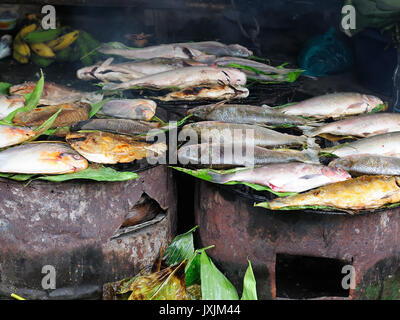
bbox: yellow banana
[47,30,80,51]
[30,42,55,58]
[13,40,31,58]
[13,50,29,64]
[15,23,37,41]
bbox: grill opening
[275,254,350,299]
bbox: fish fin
[101,57,114,67]
[261,104,281,113]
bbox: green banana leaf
[241,260,258,300]
[0,82,12,95]
[163,226,198,266]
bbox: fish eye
[72,154,82,160]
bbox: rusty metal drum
[194,180,400,300]
[0,165,177,300]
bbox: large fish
[13,103,90,128]
[187,103,312,127]
[176,41,253,57]
[66,131,167,164]
[0,95,25,119]
[155,84,249,101]
[263,175,400,211]
[279,92,384,119]
[177,142,319,168]
[76,57,206,82]
[9,81,103,105]
[101,67,247,91]
[309,113,400,138]
[181,121,307,148]
[0,142,88,174]
[70,118,160,137]
[322,132,400,157]
[98,42,215,62]
[329,154,400,176]
[207,163,350,193]
[97,99,156,121]
[0,125,35,148]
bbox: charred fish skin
[97,99,157,121]
[0,125,35,148]
[0,95,25,120]
[323,132,400,158]
[309,113,400,138]
[101,67,247,91]
[329,154,400,176]
[207,163,351,193]
[265,175,400,211]
[0,142,88,174]
[280,92,384,119]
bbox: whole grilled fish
[309,113,400,138]
[13,103,90,128]
[177,142,319,168]
[280,92,384,119]
[263,175,400,211]
[155,84,249,101]
[187,103,312,127]
[70,118,160,137]
[97,99,156,121]
[0,142,88,174]
[329,154,400,176]
[181,121,307,147]
[0,125,35,148]
[0,95,25,119]
[98,42,214,62]
[101,67,247,91]
[9,81,103,105]
[207,163,350,193]
[77,57,206,82]
[66,131,167,164]
[323,132,400,157]
[177,41,253,57]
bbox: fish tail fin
[301,137,320,164]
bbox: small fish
[0,35,12,59]
[66,131,167,164]
[0,125,35,148]
[263,175,400,211]
[322,132,400,158]
[97,99,156,121]
[70,118,160,137]
[0,142,88,174]
[207,163,350,193]
[309,113,400,138]
[0,95,25,120]
[329,154,400,176]
[13,103,90,128]
[188,103,312,127]
[9,81,103,105]
[155,84,249,101]
[280,92,384,119]
[177,142,319,168]
[181,121,307,148]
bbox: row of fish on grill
[175,91,400,212]
[0,81,168,175]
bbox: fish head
[54,150,88,172]
[228,44,253,57]
[221,68,247,86]
[187,104,215,118]
[363,94,385,112]
[322,166,351,182]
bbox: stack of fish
[0,81,167,175]
[174,91,400,212]
[76,41,301,102]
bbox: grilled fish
[263,175,400,211]
[181,121,307,148]
[0,142,88,174]
[280,92,384,119]
[329,154,400,176]
[309,113,400,138]
[323,132,400,157]
[155,84,249,102]
[177,142,319,168]
[0,95,25,119]
[66,131,167,164]
[9,81,103,105]
[207,163,350,193]
[13,103,90,128]
[97,99,156,121]
[101,67,247,91]
[0,125,35,148]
